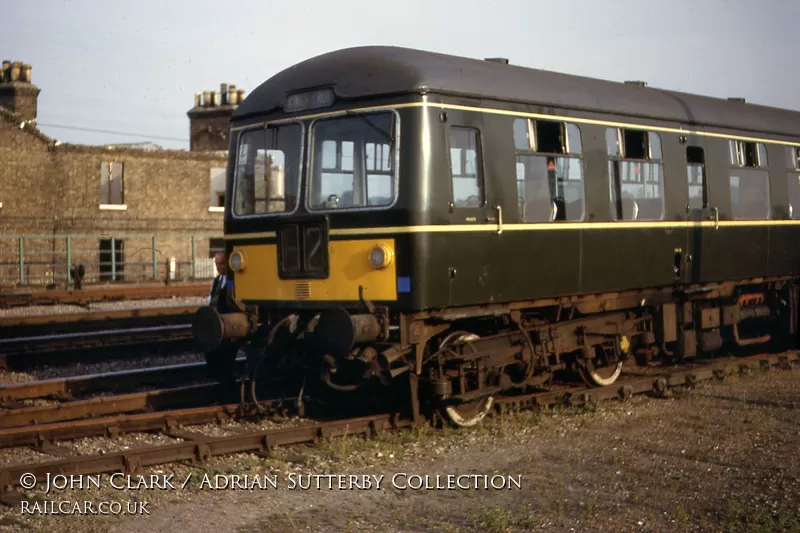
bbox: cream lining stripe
[224,219,800,240]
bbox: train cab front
[223,216,402,392]
[194,99,410,400]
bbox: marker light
[229,250,246,272]
[369,244,394,269]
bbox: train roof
[235,46,800,138]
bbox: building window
[686,146,707,210]
[209,167,226,211]
[100,162,124,205]
[607,128,665,221]
[515,118,584,222]
[449,127,483,208]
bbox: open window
[209,167,226,212]
[514,118,584,222]
[100,162,124,206]
[730,140,768,168]
[607,128,665,221]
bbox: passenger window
[449,127,483,208]
[513,119,530,150]
[757,143,768,168]
[729,140,766,168]
[607,128,665,221]
[534,120,565,154]
[788,174,800,219]
[730,170,770,220]
[515,119,584,221]
[606,128,620,156]
[516,156,585,222]
[686,146,707,210]
[788,147,800,170]
[728,139,771,220]
[566,123,582,154]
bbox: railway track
[0,283,208,309]
[0,361,237,406]
[0,350,795,493]
[0,305,199,367]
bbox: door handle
[496,205,503,234]
[711,206,719,230]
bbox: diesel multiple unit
[193,46,800,426]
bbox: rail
[0,350,795,490]
[0,282,209,309]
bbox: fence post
[191,235,197,279]
[66,236,72,287]
[111,237,116,281]
[18,237,24,286]
[152,236,158,281]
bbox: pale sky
[2,0,797,150]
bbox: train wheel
[436,331,495,427]
[579,360,623,387]
[443,397,494,427]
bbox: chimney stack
[188,81,245,151]
[0,60,40,122]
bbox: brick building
[0,61,244,289]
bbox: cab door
[684,142,711,285]
[445,124,497,307]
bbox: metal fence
[0,233,225,290]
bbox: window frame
[729,140,768,168]
[230,119,305,220]
[729,169,771,220]
[606,127,665,221]
[788,146,800,170]
[447,125,486,209]
[514,117,585,222]
[686,146,708,210]
[100,161,125,206]
[788,172,800,220]
[305,108,401,214]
